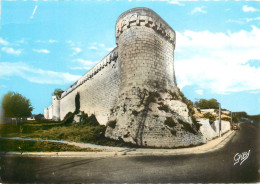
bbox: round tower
[106,8,202,147]
[116,7,177,93]
[52,95,60,121]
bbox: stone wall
[45,48,119,125]
[44,7,213,148]
[199,118,231,142]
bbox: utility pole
[219,103,221,137]
[231,111,233,124]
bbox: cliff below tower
[105,8,203,147]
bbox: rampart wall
[45,48,119,125]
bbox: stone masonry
[45,7,204,148]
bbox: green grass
[0,120,137,148]
[0,139,95,152]
[0,120,64,137]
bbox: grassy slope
[0,120,136,149]
[0,139,95,152]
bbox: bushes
[107,120,117,129]
[221,116,231,122]
[34,114,44,120]
[63,112,75,124]
[147,91,160,104]
[79,112,100,126]
[164,117,177,128]
[177,88,195,116]
[169,91,179,100]
[84,114,100,126]
[158,104,170,113]
[178,118,197,134]
[203,112,216,124]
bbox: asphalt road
[0,122,259,183]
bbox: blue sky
[0,0,259,115]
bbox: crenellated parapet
[116,7,176,47]
[61,47,118,99]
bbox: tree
[53,89,64,98]
[1,92,33,120]
[195,98,219,109]
[74,92,80,114]
[34,113,44,120]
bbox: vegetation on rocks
[164,117,177,128]
[202,112,216,124]
[158,104,170,113]
[221,116,231,122]
[107,120,117,129]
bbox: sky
[0,0,259,116]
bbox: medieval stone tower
[45,7,203,148]
[105,8,202,147]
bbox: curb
[0,131,235,158]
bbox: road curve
[0,122,259,183]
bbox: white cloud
[88,43,116,52]
[30,5,38,19]
[0,38,9,46]
[195,89,203,95]
[72,58,98,70]
[175,26,260,94]
[226,19,244,24]
[48,39,57,43]
[106,47,114,52]
[16,38,26,44]
[168,0,184,6]
[0,62,81,84]
[36,39,57,43]
[242,5,257,13]
[66,40,75,46]
[191,6,207,15]
[32,49,50,54]
[71,47,82,56]
[245,17,260,22]
[88,46,98,50]
[226,17,260,24]
[1,47,22,55]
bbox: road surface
[0,122,259,183]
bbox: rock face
[45,7,203,148]
[105,8,203,147]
